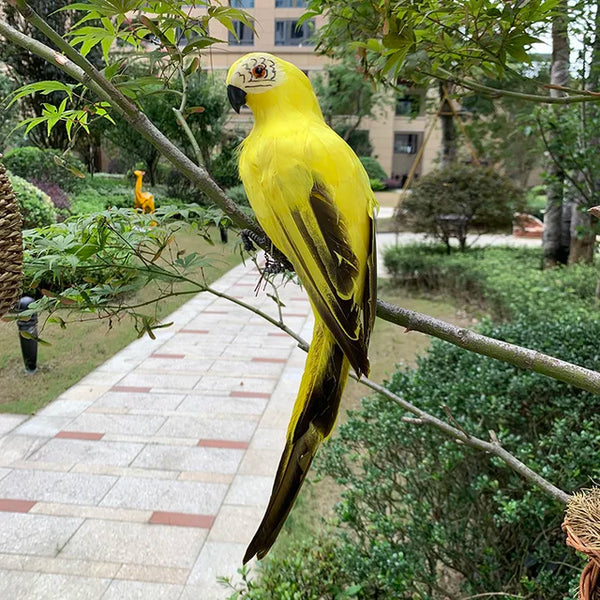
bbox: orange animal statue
[133,170,155,214]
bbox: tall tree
[567,0,600,264]
[0,0,101,149]
[542,0,570,267]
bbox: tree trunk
[439,82,456,167]
[569,205,595,264]
[543,0,570,268]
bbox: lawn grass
[270,285,471,554]
[0,226,242,414]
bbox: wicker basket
[0,157,23,318]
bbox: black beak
[227,85,247,114]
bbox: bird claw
[240,229,294,274]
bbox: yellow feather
[227,52,377,562]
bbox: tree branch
[377,300,600,397]
[435,67,599,105]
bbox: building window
[228,20,254,45]
[394,133,418,154]
[275,0,307,6]
[274,19,314,46]
[395,94,421,117]
[230,0,254,7]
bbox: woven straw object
[563,488,600,600]
[0,157,23,318]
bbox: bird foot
[240,229,294,275]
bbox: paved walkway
[0,261,314,599]
[0,233,541,599]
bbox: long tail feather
[243,321,349,563]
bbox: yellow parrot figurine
[226,52,377,563]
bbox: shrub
[401,163,525,251]
[244,246,594,599]
[211,140,242,189]
[31,179,71,219]
[3,146,86,193]
[315,310,594,599]
[8,173,57,228]
[369,178,385,191]
[226,184,249,207]
[358,156,387,181]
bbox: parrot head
[226,53,320,119]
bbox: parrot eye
[252,65,267,78]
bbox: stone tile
[0,435,51,464]
[100,477,227,514]
[27,573,110,600]
[101,580,183,600]
[117,373,201,390]
[0,468,11,481]
[0,569,42,598]
[0,415,28,437]
[70,464,179,480]
[13,416,74,438]
[131,444,243,474]
[149,512,214,528]
[178,472,233,485]
[258,406,294,429]
[0,499,36,513]
[93,391,185,412]
[187,541,247,589]
[156,416,257,442]
[238,449,281,477]
[194,376,277,394]
[248,428,286,452]
[58,385,112,402]
[0,470,116,505]
[115,564,188,585]
[0,512,82,556]
[79,371,125,387]
[207,505,266,544]
[94,353,143,373]
[219,345,292,359]
[60,520,206,569]
[30,502,152,523]
[177,395,266,416]
[0,554,120,579]
[134,357,214,374]
[30,439,143,469]
[65,413,166,436]
[37,400,94,418]
[224,475,273,508]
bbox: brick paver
[0,261,312,599]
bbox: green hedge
[3,146,86,193]
[9,173,57,228]
[241,246,596,599]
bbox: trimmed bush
[9,173,57,228]
[244,246,594,599]
[3,146,86,193]
[359,156,387,181]
[401,163,525,250]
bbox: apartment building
[187,0,441,182]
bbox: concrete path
[0,261,314,599]
[0,232,541,599]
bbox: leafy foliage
[303,0,558,90]
[3,146,86,193]
[400,164,525,250]
[22,205,232,337]
[0,0,104,149]
[8,172,57,228]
